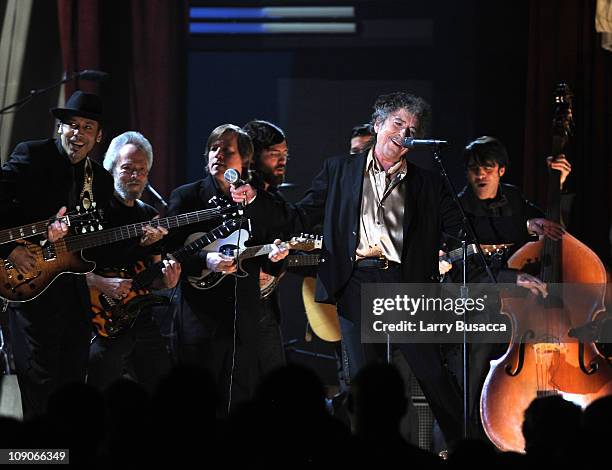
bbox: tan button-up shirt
[355,149,407,263]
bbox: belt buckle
[379,257,389,270]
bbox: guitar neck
[131,220,242,290]
[0,215,72,245]
[235,243,318,261]
[64,207,232,252]
[286,254,321,267]
[445,244,477,264]
[237,244,274,260]
[444,243,512,264]
[173,223,239,264]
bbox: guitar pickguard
[186,228,250,290]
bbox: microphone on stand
[0,69,110,115]
[146,183,168,208]
[61,69,109,84]
[74,69,109,81]
[402,137,448,149]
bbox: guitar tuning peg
[81,227,87,233]
[76,205,81,212]
[92,202,97,208]
[98,224,103,230]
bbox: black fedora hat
[51,90,104,123]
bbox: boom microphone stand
[430,144,497,439]
[0,69,108,115]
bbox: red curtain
[57,0,188,205]
[523,0,612,264]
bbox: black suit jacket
[165,174,286,337]
[295,152,462,304]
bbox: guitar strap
[79,157,95,210]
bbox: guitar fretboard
[286,254,321,267]
[0,220,52,244]
[238,244,274,259]
[64,207,236,252]
[0,214,77,245]
[131,220,242,290]
[173,222,240,264]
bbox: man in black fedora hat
[0,90,114,419]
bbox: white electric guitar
[186,229,322,290]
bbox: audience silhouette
[3,361,610,467]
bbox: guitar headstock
[552,82,573,154]
[209,196,244,219]
[222,218,243,232]
[71,206,105,234]
[287,234,323,251]
[220,204,244,219]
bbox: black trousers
[88,312,172,394]
[256,296,285,378]
[336,265,464,446]
[8,276,91,420]
[444,340,506,441]
[173,294,258,415]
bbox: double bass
[480,84,612,452]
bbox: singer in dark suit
[231,92,465,445]
[165,124,288,414]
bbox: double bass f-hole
[578,342,599,375]
[505,330,534,376]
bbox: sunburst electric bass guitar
[90,218,244,338]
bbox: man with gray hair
[231,92,465,446]
[85,131,180,393]
[103,131,153,201]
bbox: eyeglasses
[119,167,149,177]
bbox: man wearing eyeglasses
[0,90,115,419]
[84,131,181,394]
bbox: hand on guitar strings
[527,218,565,241]
[86,273,133,300]
[47,206,69,242]
[7,245,37,275]
[269,239,289,263]
[206,252,237,274]
[140,218,168,246]
[438,250,452,275]
[159,259,181,289]
[516,272,548,298]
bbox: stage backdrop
[57,0,188,201]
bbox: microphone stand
[146,183,169,209]
[0,71,87,115]
[430,146,497,440]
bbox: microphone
[402,137,448,149]
[146,183,168,208]
[224,168,248,187]
[74,69,109,82]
